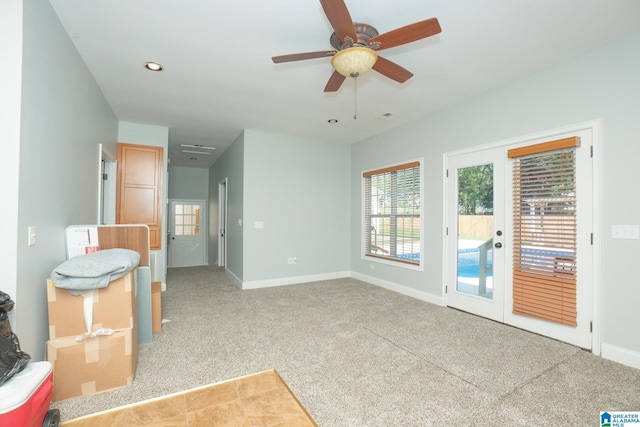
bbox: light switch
[254,221,264,229]
[28,226,36,246]
[612,225,640,239]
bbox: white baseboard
[238,269,442,304]
[226,268,242,289]
[601,343,640,370]
[350,271,444,306]
[241,271,351,290]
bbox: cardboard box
[151,281,162,333]
[47,328,138,402]
[47,271,136,339]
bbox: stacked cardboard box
[45,271,138,402]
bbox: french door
[446,128,594,349]
[446,147,505,322]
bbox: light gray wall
[0,0,23,322]
[118,122,169,286]
[351,32,640,359]
[14,0,118,360]
[168,166,209,200]
[209,132,245,278]
[242,130,351,284]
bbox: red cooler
[0,361,60,427]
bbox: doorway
[445,126,595,349]
[99,146,117,225]
[168,199,207,267]
[218,178,228,269]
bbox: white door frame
[218,178,228,269]
[443,120,601,354]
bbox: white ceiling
[48,0,640,168]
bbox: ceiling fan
[272,0,442,92]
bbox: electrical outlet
[369,263,375,269]
[287,256,297,265]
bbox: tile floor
[60,369,316,427]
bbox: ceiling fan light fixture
[331,47,378,78]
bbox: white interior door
[168,199,207,268]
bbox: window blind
[364,161,421,265]
[509,137,579,326]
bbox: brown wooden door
[116,143,163,250]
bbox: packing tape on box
[75,328,114,342]
[79,289,115,341]
[82,289,95,336]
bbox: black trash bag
[0,291,31,387]
[0,291,13,311]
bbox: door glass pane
[173,204,202,237]
[457,163,494,299]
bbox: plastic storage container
[0,361,60,427]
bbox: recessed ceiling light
[144,62,163,71]
[328,119,338,124]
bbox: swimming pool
[400,247,571,278]
[457,249,493,278]
[398,248,493,278]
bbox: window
[363,160,421,266]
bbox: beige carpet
[52,266,640,425]
[60,369,316,426]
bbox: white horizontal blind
[364,161,421,265]
[509,137,579,326]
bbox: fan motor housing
[330,23,380,51]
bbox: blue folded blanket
[51,248,140,295]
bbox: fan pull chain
[352,74,359,120]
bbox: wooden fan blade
[272,50,336,63]
[372,56,413,83]
[319,0,357,42]
[370,18,441,51]
[324,70,347,92]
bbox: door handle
[494,242,502,248]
